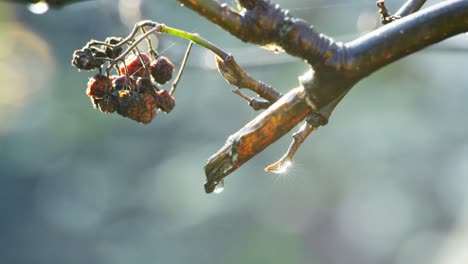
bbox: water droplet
[265,160,292,174]
[28,1,49,14]
[213,179,224,194]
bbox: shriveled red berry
[155,89,175,113]
[150,56,174,84]
[86,74,109,98]
[119,53,150,78]
[139,93,158,124]
[116,90,157,124]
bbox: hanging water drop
[28,1,49,14]
[213,179,225,194]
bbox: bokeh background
[1,0,468,263]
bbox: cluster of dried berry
[72,37,175,124]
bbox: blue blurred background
[1,0,468,263]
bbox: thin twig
[264,122,315,173]
[161,25,229,59]
[232,89,252,102]
[170,41,193,95]
[141,26,159,57]
[107,23,162,72]
[265,112,328,173]
[395,0,427,17]
[134,46,151,80]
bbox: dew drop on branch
[213,179,225,194]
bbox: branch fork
[173,0,468,193]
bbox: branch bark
[177,0,338,66]
[204,86,311,193]
[186,0,468,192]
[345,0,468,79]
[395,0,427,17]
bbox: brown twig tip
[376,0,401,25]
[265,121,315,173]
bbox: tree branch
[345,0,468,79]
[204,86,312,193]
[395,0,427,17]
[200,0,468,192]
[177,0,339,66]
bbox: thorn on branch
[376,0,401,25]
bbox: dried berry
[92,94,118,113]
[120,53,150,78]
[104,37,123,59]
[89,47,108,61]
[155,89,175,113]
[139,93,158,124]
[116,90,157,124]
[150,56,174,84]
[135,77,152,93]
[86,74,110,98]
[72,48,106,70]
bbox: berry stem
[160,25,229,60]
[107,23,163,73]
[170,41,194,95]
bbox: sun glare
[28,1,49,15]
